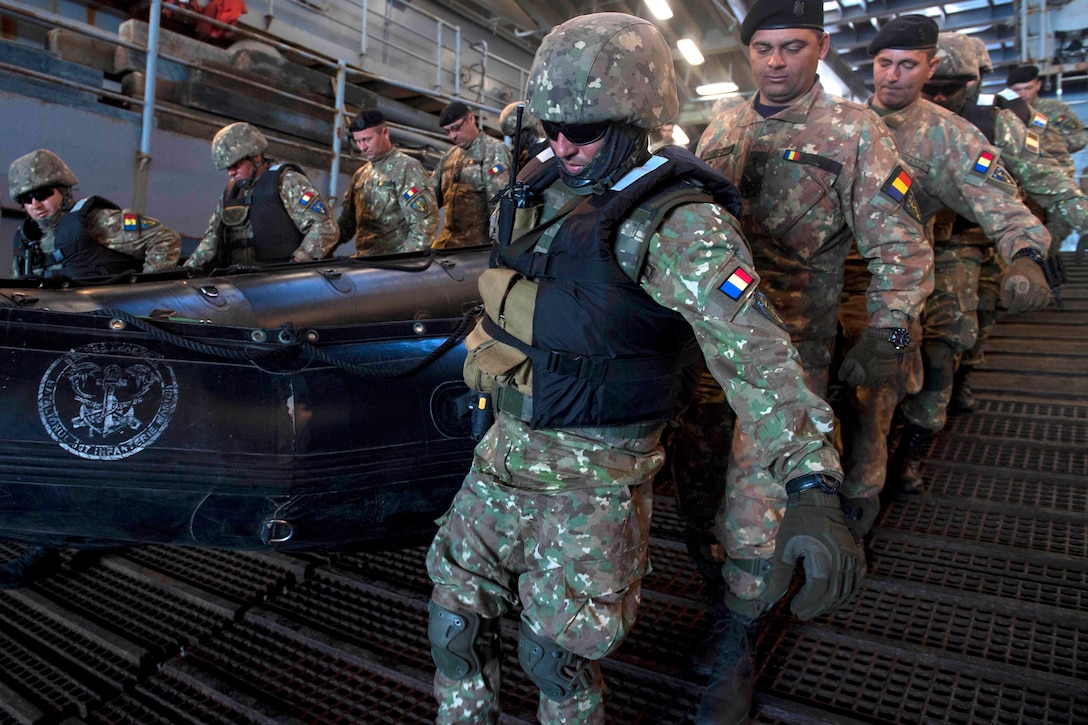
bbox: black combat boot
[896,425,934,495]
[0,546,61,589]
[949,366,978,414]
[694,606,765,725]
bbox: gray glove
[837,330,904,388]
[769,489,865,620]
[1001,254,1053,314]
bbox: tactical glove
[771,489,864,620]
[837,330,905,388]
[1001,253,1053,314]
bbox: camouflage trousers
[672,339,833,603]
[426,411,661,725]
[960,249,1002,370]
[835,292,923,500]
[900,243,986,432]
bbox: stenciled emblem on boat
[38,343,178,460]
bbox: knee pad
[921,342,956,392]
[428,601,498,681]
[517,621,593,702]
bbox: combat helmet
[8,149,78,202]
[499,102,543,139]
[933,31,981,82]
[525,12,678,129]
[211,122,268,170]
[970,36,993,75]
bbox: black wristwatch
[785,473,840,495]
[868,326,911,351]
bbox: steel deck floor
[1,255,1086,725]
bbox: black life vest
[489,146,742,429]
[15,197,140,279]
[219,163,303,265]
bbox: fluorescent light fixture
[677,38,705,66]
[673,125,690,146]
[645,0,674,20]
[696,81,739,95]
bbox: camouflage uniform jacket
[1033,96,1088,168]
[12,204,180,277]
[186,165,338,268]
[871,98,1050,262]
[337,146,438,256]
[431,133,511,249]
[987,107,1088,235]
[696,80,932,343]
[501,151,840,494]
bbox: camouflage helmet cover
[211,122,268,170]
[525,12,679,129]
[933,31,980,82]
[8,149,78,201]
[969,36,993,74]
[499,102,544,138]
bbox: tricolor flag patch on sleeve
[783,150,801,162]
[1031,113,1048,130]
[972,150,995,175]
[298,191,315,207]
[403,186,420,201]
[719,266,754,300]
[123,213,138,231]
[488,164,504,175]
[881,166,912,202]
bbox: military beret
[349,109,385,132]
[439,101,470,127]
[1007,64,1040,85]
[867,15,938,56]
[740,0,824,45]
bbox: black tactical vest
[14,197,140,279]
[491,146,742,429]
[219,163,303,265]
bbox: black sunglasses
[16,186,57,205]
[921,81,967,97]
[541,120,610,145]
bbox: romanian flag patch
[719,266,753,300]
[299,191,315,207]
[123,213,138,231]
[403,186,420,201]
[1031,113,1048,130]
[972,150,995,175]
[783,150,801,162]
[881,166,912,202]
[488,164,504,175]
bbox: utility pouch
[462,268,538,391]
[221,205,250,228]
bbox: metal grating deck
[0,255,1086,724]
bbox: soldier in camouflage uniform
[897,32,1088,489]
[847,18,1052,505]
[499,101,547,175]
[336,110,438,256]
[184,122,338,269]
[680,2,930,708]
[9,149,180,279]
[1007,64,1087,176]
[425,13,861,725]
[430,101,511,249]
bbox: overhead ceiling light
[672,125,690,146]
[645,0,674,20]
[677,38,705,66]
[696,81,739,95]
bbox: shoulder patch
[123,213,139,232]
[298,191,315,207]
[988,164,1016,187]
[719,266,754,300]
[403,186,421,201]
[1031,112,1048,131]
[488,164,504,175]
[310,199,328,216]
[752,290,789,331]
[1024,132,1040,154]
[881,166,913,203]
[972,150,996,176]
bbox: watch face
[889,327,911,350]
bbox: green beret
[867,15,938,56]
[740,0,824,45]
